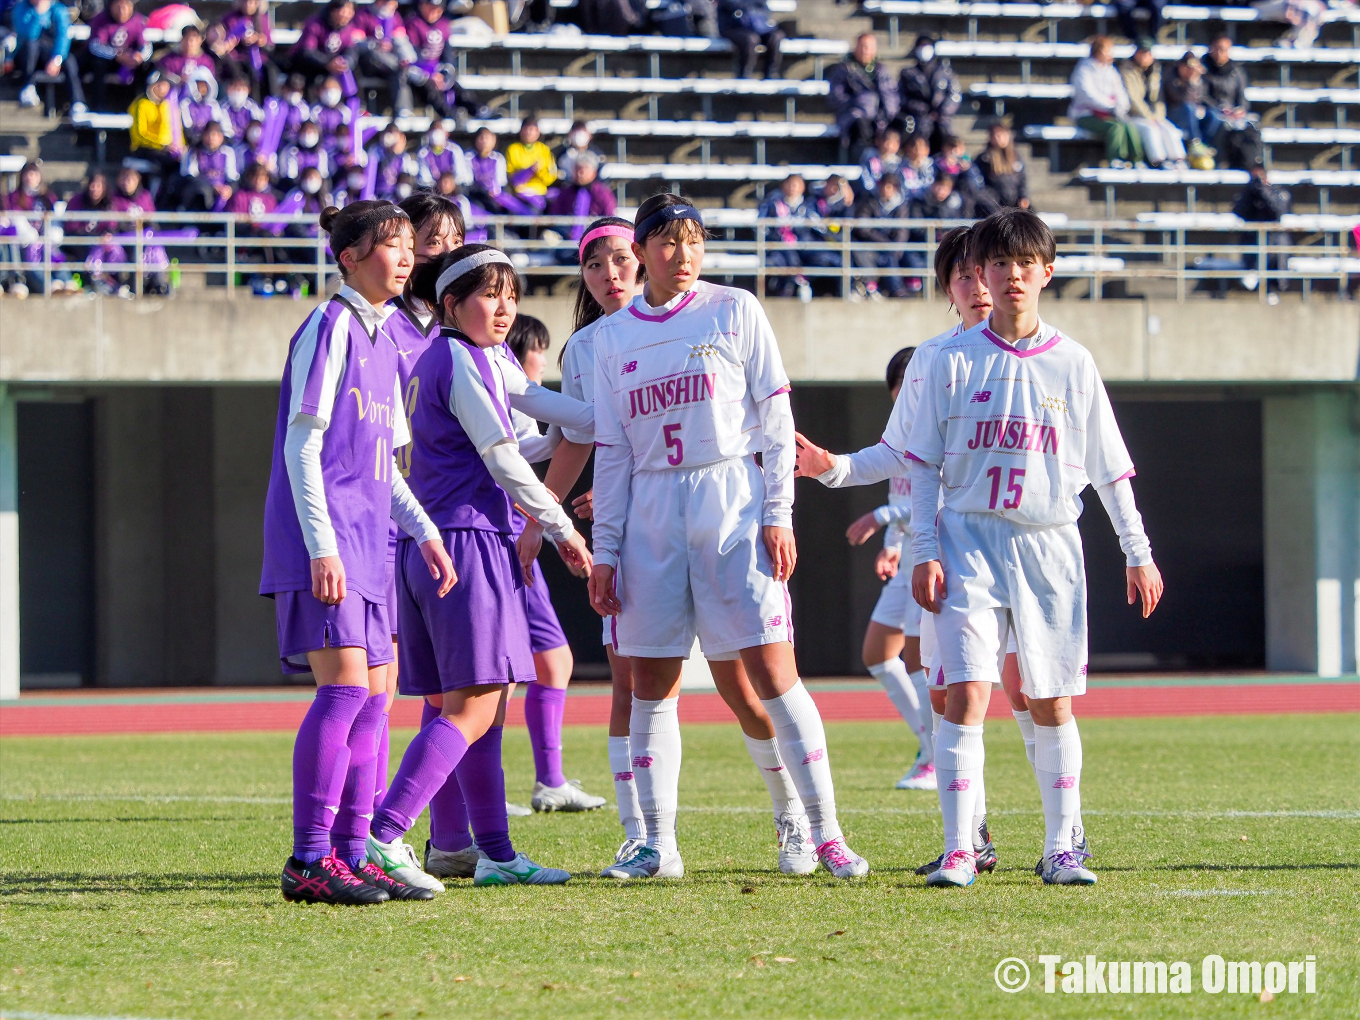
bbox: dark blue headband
[633,204,703,242]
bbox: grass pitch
[1,714,1357,1019]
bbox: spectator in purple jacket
[279,122,332,186]
[157,24,216,83]
[221,74,264,141]
[290,0,365,95]
[355,0,416,114]
[403,0,462,119]
[179,121,240,212]
[179,69,231,143]
[208,0,277,97]
[545,151,617,239]
[1,161,71,294]
[83,0,152,111]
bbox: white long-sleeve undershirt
[816,442,909,489]
[758,391,795,528]
[589,440,634,571]
[482,439,576,544]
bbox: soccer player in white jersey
[587,192,869,880]
[907,209,1164,888]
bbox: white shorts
[869,569,923,636]
[611,457,792,659]
[931,507,1088,700]
[920,610,1017,685]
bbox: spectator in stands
[897,33,960,152]
[355,0,415,115]
[179,69,230,144]
[84,0,152,112]
[417,123,470,189]
[279,122,331,186]
[2,160,71,294]
[546,150,617,238]
[555,121,606,180]
[227,161,281,224]
[1253,0,1327,50]
[108,165,170,295]
[234,118,278,180]
[852,173,910,300]
[579,0,645,36]
[179,121,239,212]
[816,173,857,218]
[1164,53,1217,163]
[899,132,935,197]
[904,175,964,291]
[278,74,312,148]
[718,0,784,80]
[284,165,332,228]
[933,133,971,182]
[128,70,187,190]
[209,0,277,97]
[405,1,476,120]
[334,164,369,206]
[366,125,419,200]
[829,32,898,162]
[222,74,264,142]
[111,164,154,217]
[1120,40,1187,168]
[291,0,365,96]
[1233,160,1290,299]
[1202,34,1261,169]
[1068,36,1145,167]
[10,0,85,113]
[157,24,215,83]
[973,120,1029,211]
[311,76,354,154]
[859,127,903,196]
[1111,0,1166,44]
[758,172,840,301]
[505,115,558,212]
[63,171,116,290]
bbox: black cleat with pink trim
[281,853,389,905]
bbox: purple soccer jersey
[158,52,216,81]
[86,11,150,66]
[388,296,440,544]
[261,296,404,605]
[293,15,367,62]
[404,13,451,69]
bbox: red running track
[1,682,1357,738]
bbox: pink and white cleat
[925,849,978,888]
[896,757,937,790]
[816,837,869,878]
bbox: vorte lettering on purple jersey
[627,372,716,419]
[965,418,1060,454]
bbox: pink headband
[578,223,635,261]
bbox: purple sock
[455,725,513,862]
[292,684,368,865]
[421,701,473,852]
[371,710,390,815]
[525,683,568,788]
[331,692,387,869]
[371,716,469,844]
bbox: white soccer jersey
[880,322,963,460]
[559,318,603,445]
[592,281,791,476]
[906,318,1134,538]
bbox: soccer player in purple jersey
[365,245,591,888]
[587,194,867,880]
[262,200,456,905]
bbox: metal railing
[2,211,1357,302]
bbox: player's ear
[1040,262,1055,288]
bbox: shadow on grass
[0,872,280,896]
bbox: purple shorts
[386,536,400,638]
[397,529,537,695]
[524,559,568,654]
[273,589,394,675]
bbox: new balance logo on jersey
[1052,776,1076,789]
[627,372,716,419]
[802,749,825,764]
[631,756,653,768]
[946,778,971,791]
[970,390,992,403]
[966,418,1060,453]
[621,361,638,375]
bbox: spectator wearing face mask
[554,121,606,180]
[545,151,617,239]
[897,34,960,152]
[179,121,239,212]
[417,125,471,189]
[233,119,277,180]
[221,75,265,142]
[277,75,313,148]
[365,127,419,201]
[717,0,784,80]
[311,76,354,154]
[279,122,331,185]
[83,0,152,111]
[903,174,964,292]
[283,166,332,230]
[179,69,231,144]
[403,0,472,120]
[334,165,370,206]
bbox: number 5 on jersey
[986,466,1024,510]
[664,423,684,466]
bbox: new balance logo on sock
[614,771,634,781]
[801,749,825,764]
[946,778,971,791]
[1052,776,1076,789]
[632,756,654,768]
[764,765,785,772]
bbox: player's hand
[516,519,544,582]
[589,563,621,616]
[310,555,346,605]
[763,525,798,582]
[553,537,589,578]
[912,560,946,613]
[846,511,881,546]
[571,489,594,521]
[557,530,593,575]
[876,547,900,580]
[793,432,836,479]
[1127,562,1164,618]
[420,538,457,597]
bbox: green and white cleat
[531,779,608,812]
[600,845,684,880]
[473,852,572,886]
[600,837,647,877]
[423,839,482,879]
[365,833,446,894]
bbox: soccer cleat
[776,813,817,876]
[1040,850,1098,886]
[355,860,436,901]
[600,837,647,876]
[473,852,572,886]
[925,849,978,887]
[423,839,482,879]
[920,834,998,877]
[530,779,607,813]
[505,800,533,817]
[895,757,937,790]
[600,845,685,880]
[364,833,446,894]
[816,838,869,879]
[281,853,388,905]
[1036,828,1092,876]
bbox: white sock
[608,735,644,841]
[629,697,681,854]
[867,658,922,742]
[760,681,842,846]
[935,721,985,856]
[932,709,944,743]
[908,669,933,762]
[1012,709,1037,772]
[1035,719,1083,858]
[743,734,805,824]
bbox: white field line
[1164,889,1287,897]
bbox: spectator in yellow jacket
[504,115,557,211]
[128,70,186,183]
